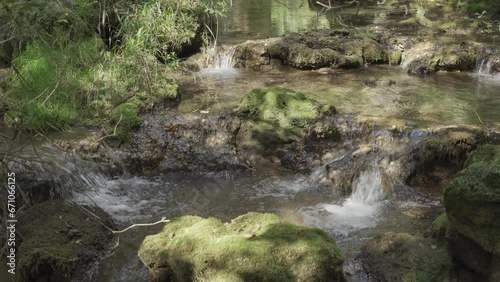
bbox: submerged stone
[138,212,345,282]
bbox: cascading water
[472,57,500,81]
[301,164,386,238]
[198,45,240,79]
[208,45,237,69]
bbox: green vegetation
[453,0,500,19]
[1,0,227,138]
[431,213,449,239]
[139,212,346,282]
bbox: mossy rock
[359,232,452,282]
[17,200,115,281]
[268,29,387,70]
[444,144,500,256]
[236,87,337,154]
[138,212,346,282]
[110,102,142,141]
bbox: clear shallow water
[220,0,398,43]
[73,164,439,282]
[178,65,500,128]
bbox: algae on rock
[236,87,338,164]
[444,144,500,256]
[138,212,346,282]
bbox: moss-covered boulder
[444,144,500,254]
[235,87,338,167]
[444,144,500,280]
[139,212,346,282]
[17,200,115,282]
[268,29,387,69]
[359,232,452,282]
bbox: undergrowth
[2,0,228,138]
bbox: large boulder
[138,212,346,282]
[444,144,500,280]
[17,200,115,282]
[358,232,452,282]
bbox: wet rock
[123,112,244,174]
[444,144,500,280]
[267,29,387,69]
[358,232,452,282]
[401,41,476,74]
[233,38,280,70]
[17,200,115,282]
[138,212,346,282]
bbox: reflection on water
[178,65,500,127]
[220,0,376,42]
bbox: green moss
[237,87,337,153]
[389,50,403,65]
[139,212,345,282]
[110,102,142,141]
[444,145,500,255]
[431,213,449,239]
[360,232,452,282]
[238,87,329,128]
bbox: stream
[71,1,499,281]
[5,0,499,281]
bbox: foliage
[0,0,96,60]
[453,0,500,19]
[117,0,227,60]
[6,38,101,131]
[2,0,228,137]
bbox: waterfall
[476,58,493,76]
[301,164,386,237]
[208,45,237,69]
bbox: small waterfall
[476,58,492,76]
[208,45,237,69]
[301,165,386,237]
[472,57,500,81]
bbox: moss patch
[236,87,337,154]
[431,213,449,239]
[444,144,500,255]
[359,232,452,282]
[139,212,345,282]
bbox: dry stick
[39,81,60,107]
[94,113,123,143]
[473,110,485,125]
[76,204,170,235]
[112,217,170,234]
